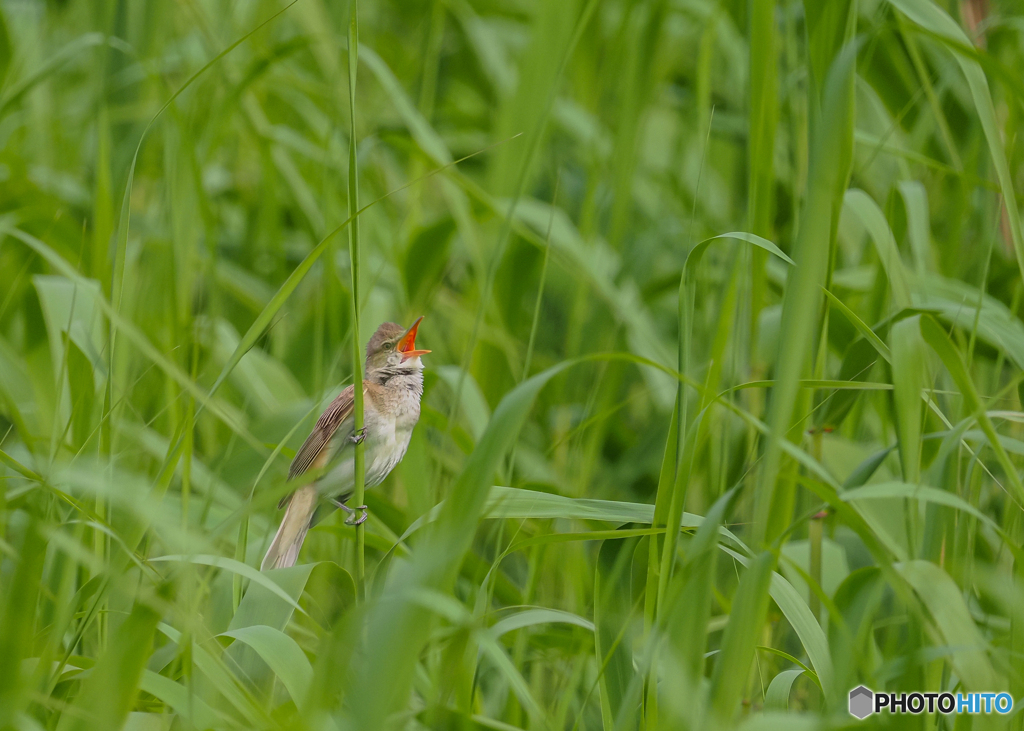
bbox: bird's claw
[349,427,367,445]
[333,499,369,526]
[345,505,368,526]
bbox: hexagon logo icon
[849,686,874,719]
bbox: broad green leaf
[842,190,912,308]
[897,181,932,275]
[841,482,1001,536]
[489,608,593,638]
[764,669,804,711]
[221,625,313,707]
[822,289,892,362]
[842,446,896,489]
[148,555,305,615]
[897,560,1000,691]
[156,623,267,725]
[917,274,1024,371]
[399,484,746,554]
[33,275,104,385]
[889,316,925,484]
[138,671,227,729]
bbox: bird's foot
[349,427,367,445]
[346,506,368,526]
[333,499,369,526]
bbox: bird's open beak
[398,316,430,360]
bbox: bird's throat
[368,364,424,392]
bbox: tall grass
[1,0,1023,729]
[345,0,366,596]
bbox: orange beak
[397,316,430,361]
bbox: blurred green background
[2,0,1024,728]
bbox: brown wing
[279,386,355,508]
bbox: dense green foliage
[1,0,1023,729]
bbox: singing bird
[262,317,429,570]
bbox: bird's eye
[383,342,394,351]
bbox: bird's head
[365,316,430,378]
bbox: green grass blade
[707,550,776,725]
[919,315,1024,505]
[595,534,641,731]
[344,360,572,729]
[754,42,857,546]
[346,0,367,598]
[56,594,161,731]
[888,0,1024,285]
[720,546,836,704]
[889,316,925,556]
[843,189,912,309]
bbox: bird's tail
[261,486,318,571]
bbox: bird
[261,317,429,570]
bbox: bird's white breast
[363,377,422,488]
[321,372,423,497]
